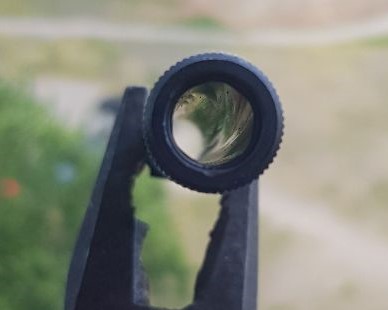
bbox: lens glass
[172,82,254,166]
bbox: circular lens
[172,82,254,166]
[144,53,283,193]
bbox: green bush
[0,81,189,309]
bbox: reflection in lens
[172,82,254,166]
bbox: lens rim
[144,53,283,193]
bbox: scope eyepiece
[143,53,283,193]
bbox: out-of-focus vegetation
[2,0,388,29]
[179,16,224,30]
[360,35,388,47]
[0,81,95,309]
[0,37,120,80]
[0,82,189,309]
[134,171,190,307]
[0,0,221,29]
[0,0,174,19]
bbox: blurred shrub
[180,16,224,30]
[0,81,189,309]
[134,171,190,307]
[0,81,95,310]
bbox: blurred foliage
[0,81,95,310]
[0,0,182,24]
[0,38,120,80]
[0,0,224,31]
[180,16,224,30]
[134,171,190,307]
[359,35,388,47]
[0,82,189,309]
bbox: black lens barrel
[143,53,283,193]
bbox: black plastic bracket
[64,87,259,310]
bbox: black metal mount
[65,87,260,310]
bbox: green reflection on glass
[172,82,254,166]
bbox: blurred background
[1,1,388,309]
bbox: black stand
[65,87,259,310]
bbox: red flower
[1,178,21,198]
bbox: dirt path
[260,183,388,309]
[1,14,388,46]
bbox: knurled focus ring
[143,53,284,193]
